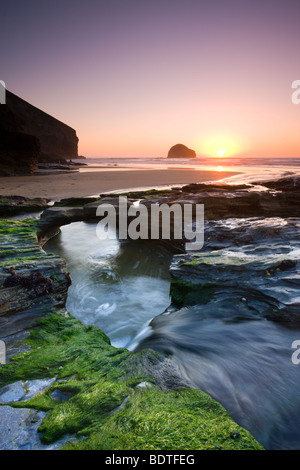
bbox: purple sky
[2,0,300,158]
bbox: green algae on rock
[169,279,217,308]
[0,219,71,346]
[0,213,265,450]
[0,314,263,450]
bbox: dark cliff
[0,90,79,176]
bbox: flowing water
[139,307,300,450]
[44,159,300,449]
[45,221,173,350]
[45,218,300,450]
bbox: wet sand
[0,169,240,200]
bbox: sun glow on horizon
[199,134,245,159]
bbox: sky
[1,0,300,158]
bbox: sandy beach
[0,169,240,200]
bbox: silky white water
[45,221,173,350]
[45,215,300,449]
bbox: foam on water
[45,221,172,351]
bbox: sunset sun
[216,149,227,157]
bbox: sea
[78,155,300,186]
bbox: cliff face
[0,91,79,176]
[0,104,40,176]
[0,130,40,176]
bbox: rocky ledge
[0,195,49,218]
[165,216,300,323]
[0,219,71,353]
[0,184,273,450]
[36,177,300,243]
[0,221,261,450]
[1,176,299,450]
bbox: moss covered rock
[0,314,263,450]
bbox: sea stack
[167,143,196,159]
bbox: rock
[83,197,132,219]
[0,177,299,451]
[38,206,85,239]
[0,219,71,341]
[0,405,75,450]
[173,183,300,220]
[36,181,300,251]
[3,268,54,298]
[0,313,261,450]
[0,104,41,176]
[6,90,79,162]
[5,330,32,359]
[37,163,76,173]
[53,196,100,207]
[0,377,56,403]
[254,176,300,192]
[181,182,251,192]
[168,217,300,322]
[37,198,133,237]
[67,160,87,166]
[0,90,79,176]
[0,195,49,217]
[0,130,40,176]
[167,143,196,158]
[0,406,47,450]
[51,389,73,403]
[23,378,57,401]
[0,197,271,450]
[137,180,300,221]
[0,381,25,403]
